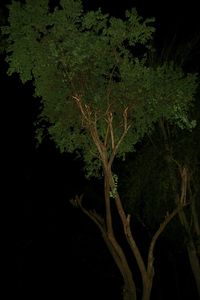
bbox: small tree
[148,38,200,297]
[158,118,200,298]
[3,1,198,299]
[119,121,200,298]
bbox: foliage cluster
[2,0,198,177]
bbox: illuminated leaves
[3,0,198,177]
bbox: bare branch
[69,194,105,230]
[179,165,188,206]
[108,111,115,150]
[109,107,131,166]
[125,214,148,283]
[73,94,105,160]
[72,95,90,125]
[104,121,110,147]
[147,201,190,274]
[69,194,83,207]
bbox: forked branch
[70,194,105,231]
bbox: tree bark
[178,208,200,299]
[102,231,137,300]
[103,166,137,300]
[187,245,200,299]
[142,280,153,300]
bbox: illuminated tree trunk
[71,99,184,300]
[102,169,137,300]
[102,233,137,300]
[105,161,179,300]
[142,281,153,300]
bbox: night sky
[2,1,200,299]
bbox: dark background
[1,0,200,299]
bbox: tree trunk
[103,233,137,300]
[179,209,200,299]
[122,282,137,300]
[142,280,153,300]
[102,167,137,300]
[187,244,200,299]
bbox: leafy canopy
[3,0,198,177]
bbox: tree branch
[147,202,190,275]
[109,107,131,166]
[70,194,136,292]
[70,194,105,231]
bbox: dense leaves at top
[2,0,198,176]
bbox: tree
[119,120,200,298]
[158,116,200,298]
[148,38,200,298]
[2,1,198,299]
